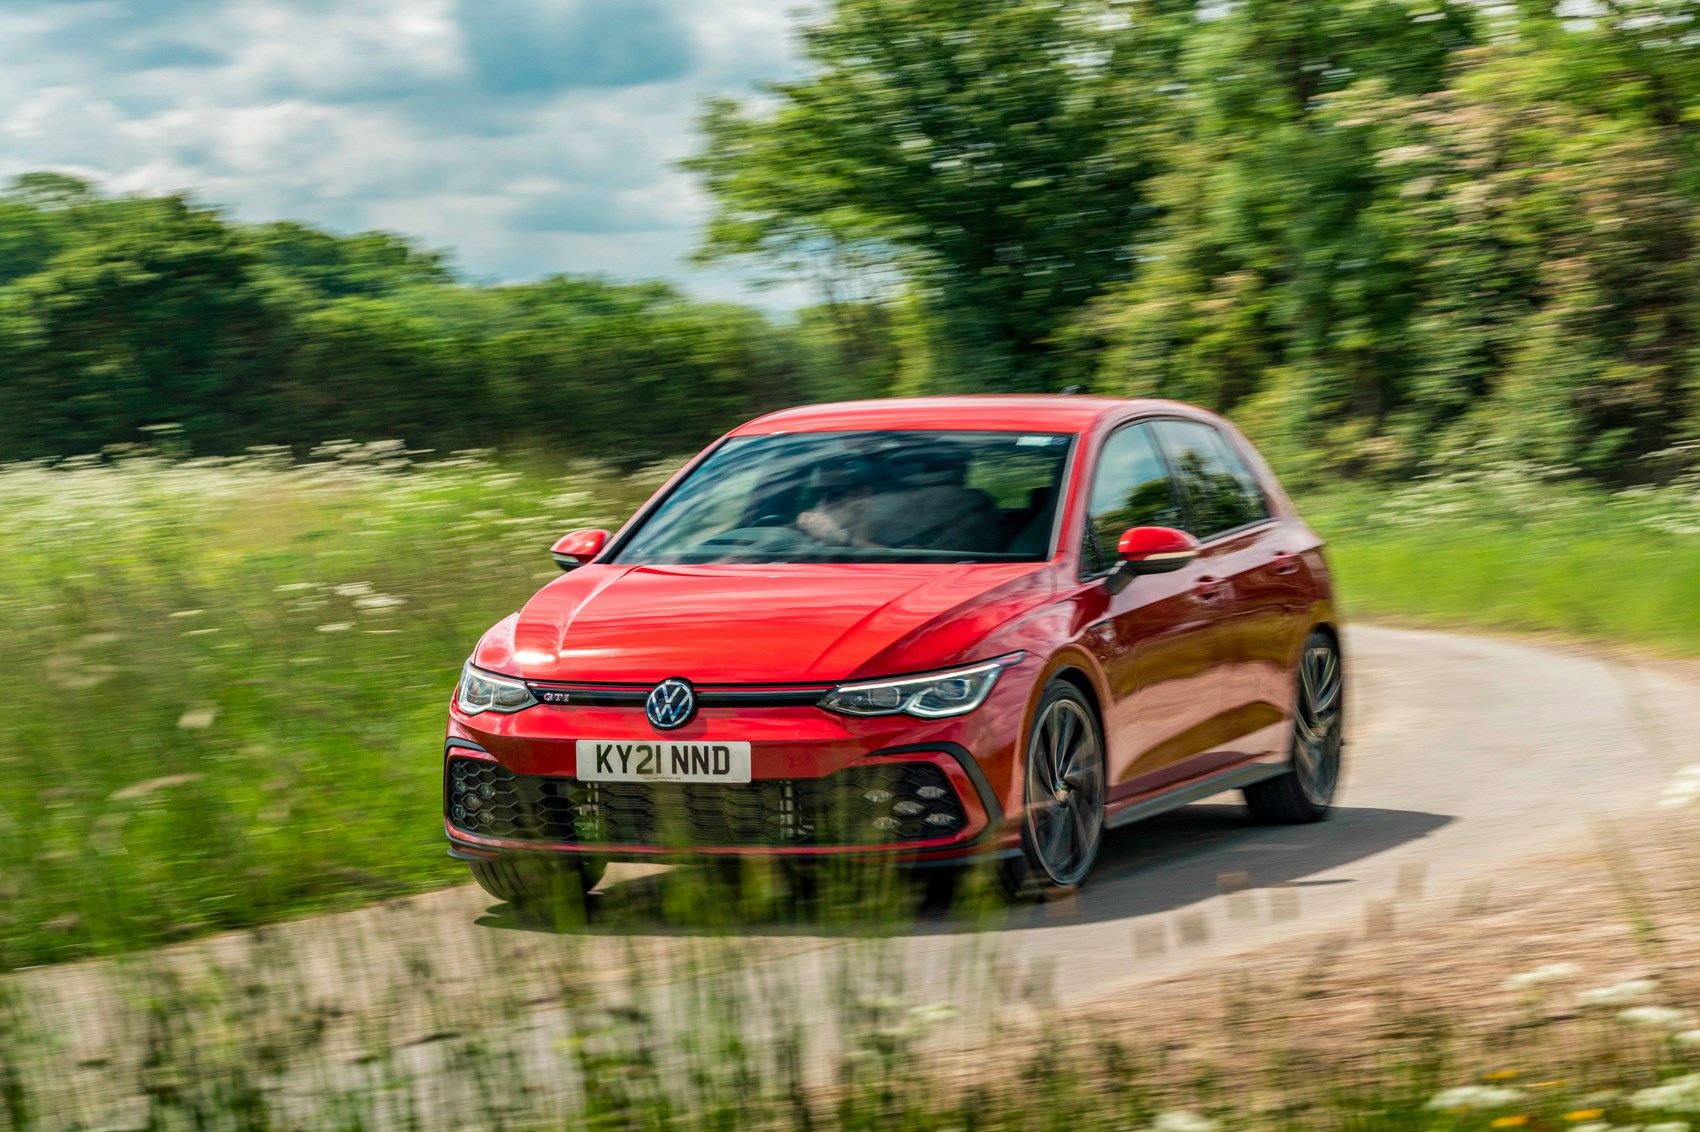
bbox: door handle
[1272,552,1302,577]
[1194,576,1228,602]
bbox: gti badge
[646,678,696,730]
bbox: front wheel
[1244,630,1344,824]
[469,856,607,907]
[1001,680,1106,897]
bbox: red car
[445,396,1343,902]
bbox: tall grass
[1309,459,1700,657]
[7,818,1700,1131]
[0,443,658,967]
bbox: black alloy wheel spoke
[1042,799,1071,865]
[1069,794,1094,860]
[1037,714,1060,785]
[1311,650,1341,718]
[1052,709,1077,786]
[1064,737,1096,791]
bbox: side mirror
[550,529,610,572]
[1106,526,1200,594]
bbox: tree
[687,0,1189,392]
[0,194,287,459]
[1089,0,1480,478]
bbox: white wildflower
[353,594,405,610]
[109,774,200,801]
[1583,980,1660,1007]
[908,1003,960,1028]
[176,708,217,730]
[274,583,317,592]
[1674,1031,1700,1047]
[1622,1007,1694,1030]
[1635,1075,1700,1113]
[169,609,203,618]
[1658,768,1700,807]
[333,582,373,597]
[316,622,354,633]
[1571,1123,1612,1132]
[1428,1086,1528,1110]
[1647,1124,1692,1132]
[1153,1113,1218,1132]
[1505,962,1582,991]
[1659,780,1700,808]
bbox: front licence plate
[575,740,753,784]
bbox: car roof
[731,395,1194,436]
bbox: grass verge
[1309,463,1700,656]
[0,445,657,967]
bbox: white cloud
[0,0,809,302]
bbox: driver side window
[1084,423,1184,574]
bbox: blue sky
[0,0,809,301]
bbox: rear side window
[1152,420,1270,539]
[1084,423,1184,573]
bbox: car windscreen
[611,430,1074,565]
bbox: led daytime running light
[456,661,540,717]
[819,652,1024,719]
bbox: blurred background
[7,1,1700,1128]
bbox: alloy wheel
[1023,694,1105,887]
[1293,639,1343,807]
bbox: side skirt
[1105,761,1290,831]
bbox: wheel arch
[1049,665,1104,724]
[1007,655,1108,819]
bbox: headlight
[819,653,1024,719]
[456,662,538,716]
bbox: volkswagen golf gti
[444,396,1343,903]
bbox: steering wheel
[687,525,818,556]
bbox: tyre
[469,856,607,906]
[1244,629,1344,824]
[1000,679,1106,898]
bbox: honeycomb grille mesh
[446,756,968,847]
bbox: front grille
[446,756,968,848]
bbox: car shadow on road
[473,802,1453,939]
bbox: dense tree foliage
[698,0,1700,484]
[0,178,892,466]
[688,0,1181,392]
[9,2,1700,484]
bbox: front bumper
[442,738,1008,865]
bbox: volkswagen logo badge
[645,678,696,730]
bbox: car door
[1077,421,1236,799]
[1149,418,1286,761]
